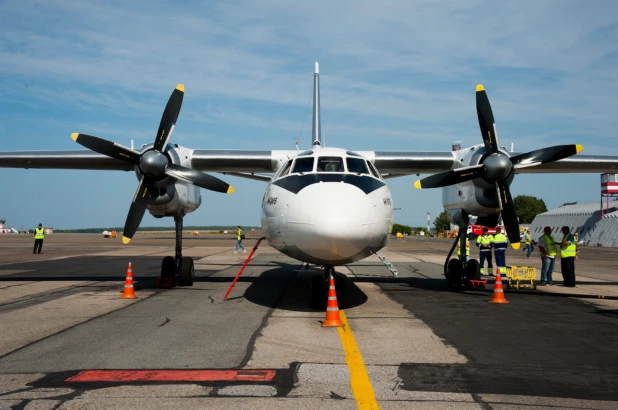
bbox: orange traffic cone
[322,276,344,327]
[489,268,508,304]
[121,262,138,299]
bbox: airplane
[2,62,618,294]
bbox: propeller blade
[414,164,484,189]
[165,164,234,194]
[122,177,152,244]
[153,84,184,152]
[476,84,499,154]
[511,144,583,168]
[496,181,521,249]
[71,133,140,164]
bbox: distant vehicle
[467,224,505,240]
[102,230,117,238]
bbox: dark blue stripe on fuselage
[272,174,386,195]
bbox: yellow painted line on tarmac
[337,310,380,410]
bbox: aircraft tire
[180,257,194,286]
[310,275,326,309]
[446,258,463,291]
[161,256,175,278]
[465,259,481,281]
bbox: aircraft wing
[366,151,618,176]
[2,149,617,175]
[509,153,618,174]
[0,150,134,171]
[0,149,297,173]
[364,151,458,175]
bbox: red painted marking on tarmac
[65,369,276,382]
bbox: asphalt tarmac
[0,232,616,409]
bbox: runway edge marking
[337,310,380,410]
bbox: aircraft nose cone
[289,182,375,261]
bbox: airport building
[529,200,618,247]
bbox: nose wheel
[310,265,344,308]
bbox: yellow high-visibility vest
[34,227,45,239]
[542,234,557,256]
[457,239,470,256]
[560,234,577,258]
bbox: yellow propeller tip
[122,236,131,244]
[414,180,422,189]
[176,84,185,92]
[576,144,584,153]
[476,84,485,92]
[71,133,79,141]
[511,242,521,250]
[227,186,235,194]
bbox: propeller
[415,84,583,247]
[71,84,234,244]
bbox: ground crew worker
[476,227,494,275]
[234,225,246,254]
[457,232,470,262]
[524,228,533,258]
[559,226,577,287]
[537,226,556,286]
[33,223,44,254]
[492,227,508,275]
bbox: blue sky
[1,0,618,230]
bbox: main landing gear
[160,215,194,286]
[310,265,344,308]
[444,224,480,290]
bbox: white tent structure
[588,210,618,247]
[530,200,618,247]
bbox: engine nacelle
[443,144,515,221]
[133,143,202,218]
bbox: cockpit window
[367,161,382,179]
[291,157,314,174]
[346,158,369,175]
[298,150,313,156]
[278,160,292,178]
[317,157,344,172]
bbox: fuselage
[261,147,393,266]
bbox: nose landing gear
[159,215,194,287]
[310,265,345,308]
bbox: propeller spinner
[414,84,583,247]
[71,84,234,244]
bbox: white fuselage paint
[261,147,393,266]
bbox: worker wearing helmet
[476,227,494,275]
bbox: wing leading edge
[1,148,617,175]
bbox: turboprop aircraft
[1,62,618,291]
